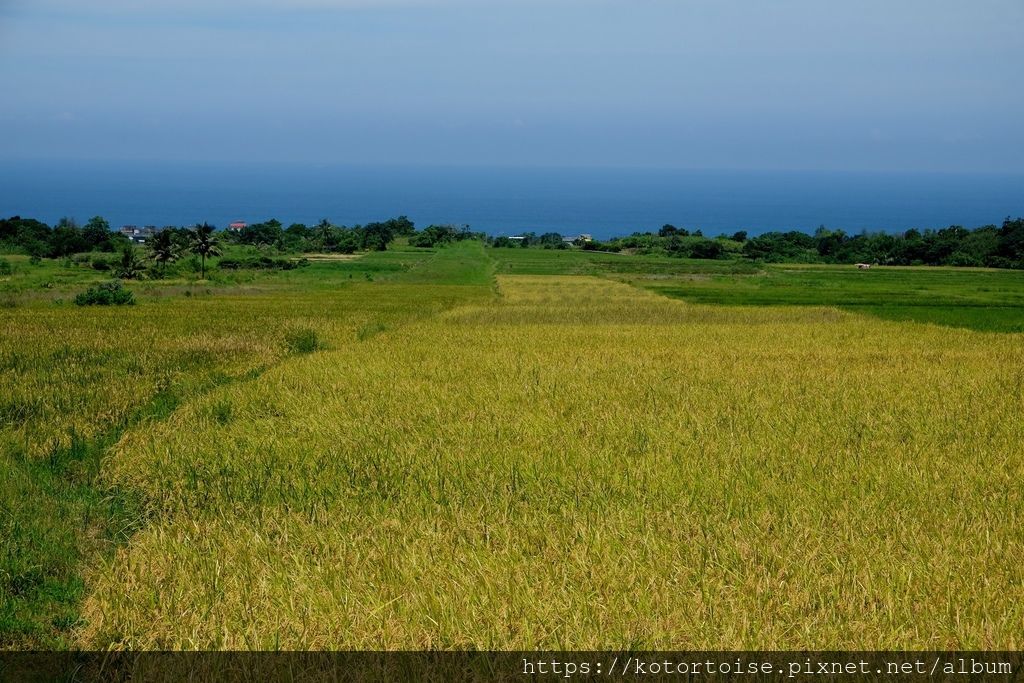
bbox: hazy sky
[1,0,1022,171]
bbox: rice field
[0,243,490,646]
[3,243,1023,649]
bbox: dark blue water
[1,161,1021,239]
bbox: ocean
[1,161,1021,239]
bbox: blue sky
[1,0,1022,171]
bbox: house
[563,233,594,245]
[228,221,248,232]
[119,225,161,244]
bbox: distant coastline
[1,162,1021,240]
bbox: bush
[0,258,11,276]
[284,327,321,354]
[218,256,308,271]
[182,255,202,273]
[74,281,135,306]
[91,257,112,271]
[689,239,727,259]
[947,251,983,268]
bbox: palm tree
[116,244,144,280]
[314,219,333,251]
[190,222,221,279]
[147,229,178,276]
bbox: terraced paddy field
[638,264,1024,333]
[2,243,1023,649]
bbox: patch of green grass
[2,430,143,648]
[355,321,387,341]
[489,249,1023,332]
[283,328,321,354]
[637,264,1024,332]
[488,247,759,276]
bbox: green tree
[82,216,111,250]
[147,229,178,275]
[313,219,333,250]
[996,217,1024,266]
[362,221,395,251]
[690,238,726,259]
[189,222,221,279]
[50,217,86,257]
[387,216,416,236]
[116,244,144,279]
[537,232,565,249]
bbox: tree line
[4,213,1023,269]
[0,214,483,277]
[0,214,483,258]
[222,217,482,252]
[489,218,1024,269]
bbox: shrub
[182,255,202,273]
[219,256,308,271]
[284,327,321,354]
[947,251,983,268]
[0,258,11,276]
[689,239,727,259]
[74,281,135,306]
[115,245,144,280]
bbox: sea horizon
[2,160,1021,240]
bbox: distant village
[508,233,593,245]
[119,221,248,243]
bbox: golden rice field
[0,245,491,646]
[76,270,1023,649]
[0,254,485,459]
[2,242,1023,650]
